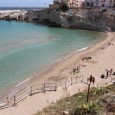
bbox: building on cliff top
[50,0,115,8]
[49,0,73,9]
[82,0,115,7]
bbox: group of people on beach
[89,75,95,85]
[72,65,80,74]
[101,68,114,79]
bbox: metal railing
[0,75,84,109]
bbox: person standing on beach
[76,65,80,73]
[79,65,80,72]
[89,75,95,85]
[76,66,79,73]
[92,77,95,85]
[89,75,93,84]
[106,70,109,78]
[110,69,113,76]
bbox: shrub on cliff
[60,3,69,12]
[73,102,100,115]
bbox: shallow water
[0,20,104,96]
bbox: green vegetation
[73,102,99,115]
[35,83,115,115]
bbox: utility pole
[86,75,95,103]
[87,82,91,103]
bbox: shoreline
[0,32,115,114]
[0,31,107,102]
[30,32,108,83]
[0,20,105,101]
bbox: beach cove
[0,29,114,114]
[0,0,114,113]
[0,20,105,100]
[0,20,114,114]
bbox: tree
[60,3,69,12]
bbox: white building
[100,0,115,7]
[52,0,115,8]
[71,0,115,7]
[82,0,115,7]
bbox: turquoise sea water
[0,21,104,96]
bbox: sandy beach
[0,32,115,115]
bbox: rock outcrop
[0,10,27,21]
[25,8,115,31]
[0,8,115,31]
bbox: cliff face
[0,8,114,31]
[58,8,115,31]
[26,8,115,31]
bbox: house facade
[100,0,115,7]
[52,0,115,8]
[83,0,115,7]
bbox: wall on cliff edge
[26,8,115,31]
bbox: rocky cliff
[26,8,115,31]
[0,10,27,21]
[0,8,115,31]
